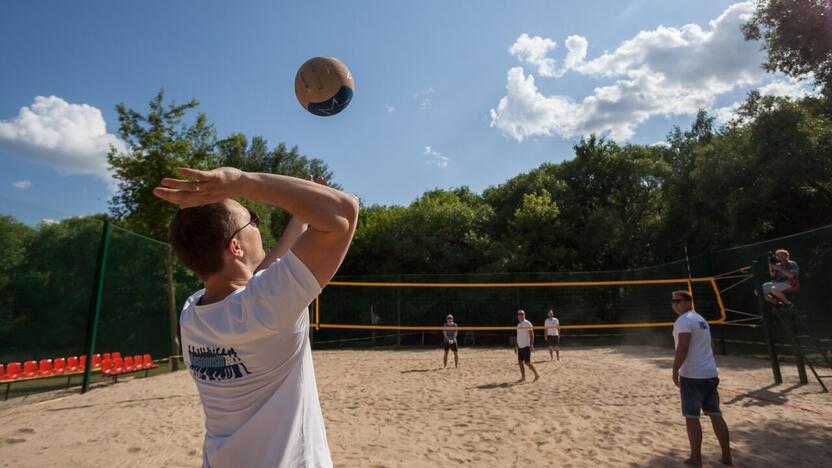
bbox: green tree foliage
[216,133,338,240]
[743,0,832,98]
[109,89,219,239]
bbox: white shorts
[763,281,791,295]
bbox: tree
[216,134,338,240]
[108,89,220,369]
[743,0,832,98]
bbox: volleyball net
[308,270,756,347]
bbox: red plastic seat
[102,352,111,361]
[112,352,122,360]
[66,356,79,372]
[79,355,87,369]
[37,359,53,376]
[52,357,66,375]
[101,358,114,375]
[112,357,124,374]
[5,362,22,380]
[123,356,135,372]
[0,363,5,380]
[23,360,37,378]
[132,355,143,370]
[92,354,101,369]
[142,354,158,369]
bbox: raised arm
[256,177,328,272]
[154,167,359,287]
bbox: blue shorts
[680,376,721,419]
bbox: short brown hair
[672,290,693,301]
[169,203,238,279]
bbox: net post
[396,275,402,346]
[753,260,782,384]
[81,220,112,394]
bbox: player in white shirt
[442,314,459,368]
[154,167,359,468]
[515,310,539,382]
[671,290,733,467]
[544,308,560,361]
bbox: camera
[767,251,778,264]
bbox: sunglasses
[226,208,260,246]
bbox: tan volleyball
[294,56,355,116]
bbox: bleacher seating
[1,352,159,387]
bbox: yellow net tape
[313,276,726,332]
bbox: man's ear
[227,238,244,258]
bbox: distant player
[544,308,560,361]
[442,314,459,368]
[515,310,539,382]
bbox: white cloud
[414,87,435,109]
[385,105,395,113]
[40,218,59,225]
[562,35,589,72]
[714,76,818,124]
[510,33,559,77]
[0,96,125,184]
[492,2,771,141]
[509,33,588,79]
[12,180,32,189]
[757,76,816,99]
[424,146,449,168]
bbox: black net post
[754,260,782,384]
[81,221,112,394]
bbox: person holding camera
[762,249,799,308]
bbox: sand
[0,346,830,467]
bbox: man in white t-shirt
[671,290,733,467]
[544,308,560,361]
[154,167,359,468]
[515,310,539,382]
[442,314,459,368]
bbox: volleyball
[294,56,354,116]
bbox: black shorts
[444,342,458,352]
[546,335,560,347]
[517,346,531,363]
[680,376,721,419]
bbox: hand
[530,345,535,352]
[672,370,680,387]
[153,167,243,208]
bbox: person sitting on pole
[762,249,799,308]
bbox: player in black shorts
[443,314,459,368]
[515,310,539,382]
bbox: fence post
[396,276,401,346]
[81,220,112,394]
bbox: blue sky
[0,1,815,225]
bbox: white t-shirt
[180,250,331,468]
[516,320,533,348]
[544,318,559,336]
[672,310,718,379]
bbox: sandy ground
[0,346,830,467]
